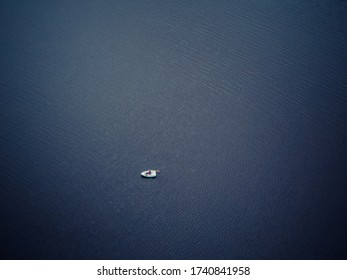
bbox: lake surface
[1,0,346,259]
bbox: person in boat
[148,170,151,175]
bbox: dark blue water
[1,0,346,259]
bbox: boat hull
[141,170,157,178]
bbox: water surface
[0,0,346,259]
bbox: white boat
[141,170,160,178]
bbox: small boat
[141,170,160,178]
